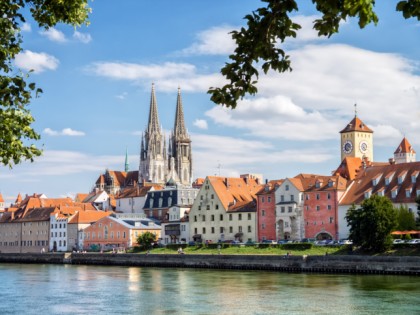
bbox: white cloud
[193,119,208,130]
[180,25,236,55]
[116,92,128,100]
[44,128,85,136]
[21,23,31,32]
[73,31,92,43]
[40,28,67,43]
[192,133,332,179]
[15,50,59,73]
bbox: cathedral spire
[174,87,188,139]
[147,83,160,134]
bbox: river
[0,263,418,314]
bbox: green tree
[0,0,90,167]
[345,195,398,252]
[208,0,420,108]
[396,205,416,231]
[416,195,420,228]
[136,231,157,250]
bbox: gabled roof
[16,207,57,222]
[116,185,162,199]
[68,210,111,224]
[206,176,262,212]
[340,161,420,205]
[340,116,373,133]
[394,137,416,154]
[256,180,283,195]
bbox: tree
[136,231,157,250]
[0,0,90,167]
[396,205,416,231]
[345,195,397,252]
[416,195,420,228]
[208,0,420,108]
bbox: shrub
[280,243,312,250]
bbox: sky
[1,1,420,206]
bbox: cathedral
[139,84,193,186]
[95,84,193,195]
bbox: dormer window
[315,181,320,188]
[328,180,333,188]
[364,189,372,199]
[385,172,395,186]
[411,171,419,183]
[398,171,407,185]
[405,188,412,198]
[377,188,385,197]
[391,187,398,199]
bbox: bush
[280,243,313,250]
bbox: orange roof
[340,161,420,205]
[207,176,262,212]
[340,116,373,133]
[74,193,89,202]
[394,137,416,154]
[69,210,111,224]
[0,193,4,203]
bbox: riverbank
[0,253,419,275]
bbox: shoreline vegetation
[131,243,420,257]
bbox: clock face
[342,140,353,154]
[359,141,368,154]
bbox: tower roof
[394,137,416,154]
[147,83,161,134]
[173,87,189,139]
[340,116,373,133]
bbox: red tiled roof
[340,116,373,133]
[394,137,416,154]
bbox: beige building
[189,175,262,243]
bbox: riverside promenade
[0,253,419,275]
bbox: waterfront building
[302,175,347,240]
[82,213,161,251]
[81,190,111,211]
[160,205,190,244]
[143,181,198,221]
[0,193,5,214]
[115,185,162,214]
[189,175,262,243]
[256,180,283,242]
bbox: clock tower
[339,109,373,162]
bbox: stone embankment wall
[0,253,418,275]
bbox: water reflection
[0,264,418,315]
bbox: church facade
[139,84,193,186]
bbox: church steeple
[147,83,160,134]
[174,87,188,139]
[124,147,129,172]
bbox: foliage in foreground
[346,195,398,252]
[0,0,90,167]
[208,0,420,108]
[136,232,157,250]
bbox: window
[123,232,126,238]
[329,217,334,223]
[285,185,289,191]
[194,216,197,222]
[211,215,215,221]
[305,194,309,200]
[198,206,201,210]
[229,226,233,233]
[220,214,223,221]
[202,227,206,234]
[306,206,309,211]
[290,195,294,202]
[194,228,198,234]
[248,226,251,232]
[268,197,271,203]
[248,213,251,220]
[281,207,285,213]
[261,223,265,230]
[211,227,215,234]
[280,195,284,202]
[285,222,289,228]
[316,193,320,200]
[238,214,242,220]
[327,193,331,200]
[220,227,224,233]
[238,226,242,232]
[262,210,265,217]
[288,206,292,213]
[229,214,233,221]
[316,205,320,211]
[327,205,332,210]
[206,205,210,210]
[262,197,265,203]
[215,204,219,210]
[211,194,214,199]
[202,215,206,222]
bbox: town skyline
[1,1,420,205]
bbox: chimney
[389,158,395,165]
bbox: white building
[160,205,190,244]
[116,185,161,213]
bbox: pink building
[256,180,282,242]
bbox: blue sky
[1,1,420,205]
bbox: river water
[0,263,418,315]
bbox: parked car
[339,239,353,245]
[245,240,256,246]
[406,239,420,244]
[301,238,316,243]
[277,239,288,244]
[393,239,405,244]
[261,240,277,244]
